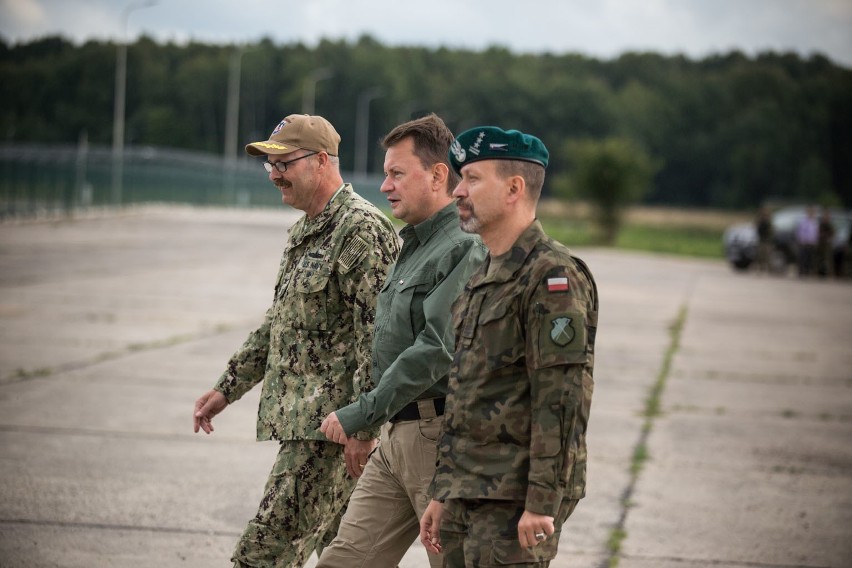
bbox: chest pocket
[387,273,430,342]
[476,297,524,370]
[291,269,332,331]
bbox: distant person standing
[755,206,773,273]
[795,206,819,276]
[192,114,399,567]
[419,126,598,567]
[816,209,835,277]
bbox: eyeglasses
[263,152,318,173]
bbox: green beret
[448,126,549,174]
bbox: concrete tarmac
[1,206,850,568]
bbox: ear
[431,163,449,192]
[315,151,329,169]
[505,175,525,204]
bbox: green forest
[2,34,851,209]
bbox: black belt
[390,398,445,422]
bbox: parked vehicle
[723,206,850,273]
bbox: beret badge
[448,126,548,174]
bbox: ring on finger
[535,532,546,541]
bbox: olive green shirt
[335,202,486,435]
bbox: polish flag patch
[547,277,569,292]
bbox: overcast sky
[2,0,851,68]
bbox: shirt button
[399,280,405,285]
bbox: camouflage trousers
[232,440,355,568]
[440,498,579,567]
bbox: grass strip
[603,305,687,568]
[539,217,724,259]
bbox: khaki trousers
[317,414,443,568]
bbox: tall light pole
[224,45,254,163]
[355,87,384,180]
[302,67,334,115]
[111,0,156,206]
[224,45,255,204]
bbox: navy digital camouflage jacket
[215,185,400,442]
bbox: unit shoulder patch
[537,310,587,364]
[549,316,575,346]
[338,235,370,273]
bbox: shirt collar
[290,184,352,245]
[470,219,545,286]
[399,201,459,245]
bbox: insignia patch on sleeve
[547,276,569,292]
[549,316,575,346]
[535,310,589,368]
[338,235,370,272]
[540,311,586,354]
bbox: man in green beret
[192,114,399,567]
[419,126,599,566]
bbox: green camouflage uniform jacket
[214,184,400,442]
[432,220,598,517]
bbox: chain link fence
[0,143,385,219]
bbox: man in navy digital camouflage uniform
[420,126,598,567]
[193,114,399,567]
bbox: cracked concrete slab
[1,206,850,568]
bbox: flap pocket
[394,272,431,291]
[492,536,557,564]
[294,271,330,294]
[478,301,512,325]
[477,299,523,369]
[291,270,331,330]
[381,271,429,294]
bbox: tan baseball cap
[245,114,340,157]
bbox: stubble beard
[457,200,481,234]
[459,216,481,234]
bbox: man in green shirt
[317,114,486,567]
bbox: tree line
[1,34,850,210]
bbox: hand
[419,499,444,554]
[343,437,377,479]
[517,509,555,549]
[319,412,348,445]
[193,390,228,434]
